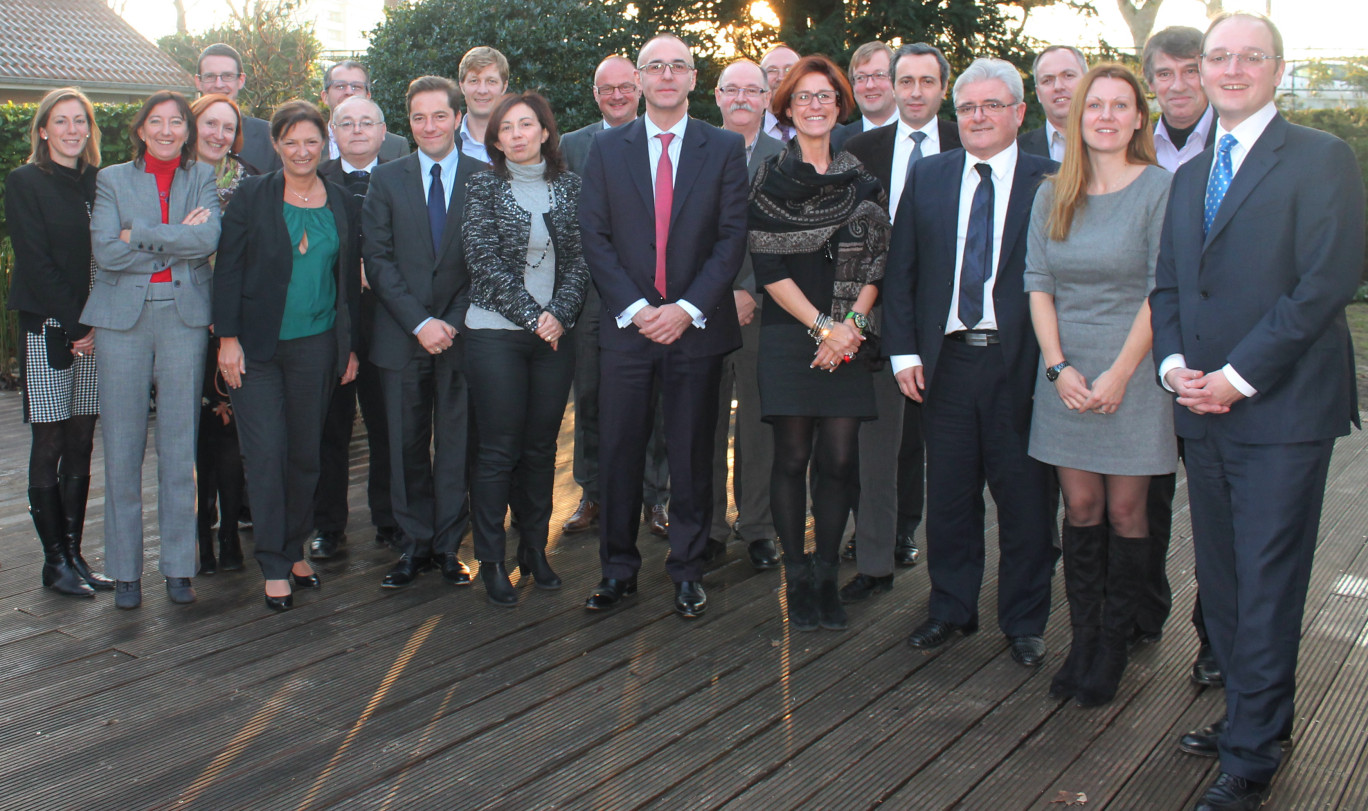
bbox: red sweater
[144,153,178,283]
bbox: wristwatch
[1046,360,1071,382]
[846,311,870,332]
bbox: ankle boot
[57,475,113,590]
[197,522,218,576]
[516,544,562,589]
[783,554,818,631]
[1049,523,1108,701]
[1077,531,1148,708]
[32,486,94,597]
[218,530,244,571]
[481,561,518,607]
[813,558,848,630]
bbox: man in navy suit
[1152,13,1364,811]
[1017,45,1086,162]
[578,33,749,618]
[882,57,1057,668]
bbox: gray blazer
[560,120,606,175]
[81,160,221,330]
[735,131,784,294]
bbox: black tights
[29,415,97,488]
[770,415,861,564]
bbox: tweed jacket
[461,169,590,332]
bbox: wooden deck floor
[1,388,1366,810]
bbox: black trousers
[231,331,336,579]
[598,343,722,583]
[464,328,576,562]
[898,398,925,536]
[922,341,1054,636]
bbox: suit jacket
[238,116,281,174]
[5,162,98,338]
[1150,114,1364,443]
[578,116,749,358]
[212,170,359,374]
[379,132,409,161]
[735,131,785,295]
[882,147,1056,425]
[830,117,895,152]
[1017,125,1049,159]
[560,120,606,175]
[844,118,963,202]
[361,150,487,371]
[81,160,221,330]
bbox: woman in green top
[212,101,360,612]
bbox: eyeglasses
[333,119,379,132]
[1201,50,1281,67]
[197,72,242,83]
[793,91,838,106]
[595,83,637,96]
[852,71,891,85]
[327,81,369,93]
[953,100,1016,116]
[638,61,695,76]
[764,65,793,80]
[718,86,766,98]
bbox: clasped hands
[1053,366,1129,415]
[811,320,863,373]
[633,303,693,345]
[535,312,564,350]
[1164,367,1245,415]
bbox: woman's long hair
[1047,63,1156,242]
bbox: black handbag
[43,323,74,371]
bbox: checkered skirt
[22,204,99,423]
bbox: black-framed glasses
[1201,50,1281,67]
[954,100,1015,116]
[595,83,637,96]
[638,61,694,76]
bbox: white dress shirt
[859,114,896,133]
[891,142,1018,374]
[339,156,378,174]
[412,146,463,335]
[888,117,943,225]
[1157,101,1278,398]
[1153,104,1215,172]
[458,117,490,163]
[616,115,705,329]
[1045,120,1067,163]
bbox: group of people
[8,12,1361,811]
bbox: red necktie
[654,132,674,298]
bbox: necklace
[287,182,318,203]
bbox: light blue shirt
[458,118,490,163]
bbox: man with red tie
[578,33,749,618]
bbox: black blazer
[5,162,98,338]
[237,116,281,174]
[844,118,963,204]
[882,147,1057,428]
[1150,114,1364,444]
[578,116,749,358]
[212,170,359,374]
[1018,125,1049,158]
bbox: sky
[120,0,1368,58]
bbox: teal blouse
[279,203,339,341]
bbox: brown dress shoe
[562,498,599,533]
[647,504,668,537]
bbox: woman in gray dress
[1024,64,1176,707]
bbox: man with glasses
[1018,45,1088,161]
[883,57,1057,669]
[831,41,896,151]
[759,44,799,142]
[193,43,279,172]
[319,60,410,162]
[1152,14,1363,810]
[456,46,509,163]
[579,34,748,619]
[838,42,962,605]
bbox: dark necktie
[958,162,994,329]
[1204,134,1237,236]
[344,169,370,199]
[903,131,928,184]
[654,132,674,298]
[428,163,446,255]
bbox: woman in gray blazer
[81,91,221,609]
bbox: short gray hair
[1031,45,1088,81]
[953,58,1025,105]
[331,95,384,124]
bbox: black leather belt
[945,329,1000,346]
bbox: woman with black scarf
[748,55,890,632]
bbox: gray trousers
[710,315,774,541]
[854,367,906,577]
[95,298,207,581]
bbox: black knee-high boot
[33,486,94,597]
[1077,531,1148,707]
[57,474,114,590]
[1049,523,1107,700]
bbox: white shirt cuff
[1157,353,1187,392]
[677,299,706,329]
[1221,363,1257,397]
[413,316,433,336]
[616,299,648,328]
[891,354,922,375]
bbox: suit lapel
[623,118,654,214]
[1203,116,1285,251]
[935,152,964,269]
[999,154,1042,275]
[436,156,475,261]
[399,153,437,265]
[168,165,193,218]
[670,119,705,230]
[266,171,292,263]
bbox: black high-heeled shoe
[516,546,562,590]
[291,570,322,589]
[265,592,293,612]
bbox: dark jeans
[465,328,576,562]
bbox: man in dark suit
[707,58,783,570]
[1152,14,1364,810]
[578,34,749,618]
[362,76,488,589]
[193,43,280,173]
[561,55,673,540]
[840,42,961,603]
[320,60,410,162]
[309,96,398,560]
[830,41,896,153]
[882,57,1057,668]
[1017,45,1086,161]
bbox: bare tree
[173,0,188,34]
[1116,0,1163,54]
[1201,0,1225,16]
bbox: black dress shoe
[481,561,518,607]
[674,580,707,619]
[893,534,920,567]
[381,554,431,589]
[585,577,638,610]
[1008,635,1046,667]
[265,592,293,612]
[291,570,322,589]
[701,538,728,564]
[840,536,858,561]
[646,504,668,537]
[374,525,400,547]
[747,538,780,570]
[1178,717,1293,759]
[906,617,978,649]
[1192,642,1224,687]
[838,572,893,603]
[1193,772,1270,811]
[308,529,346,560]
[1129,627,1163,647]
[440,553,472,585]
[516,546,562,589]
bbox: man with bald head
[759,44,798,142]
[1018,44,1087,161]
